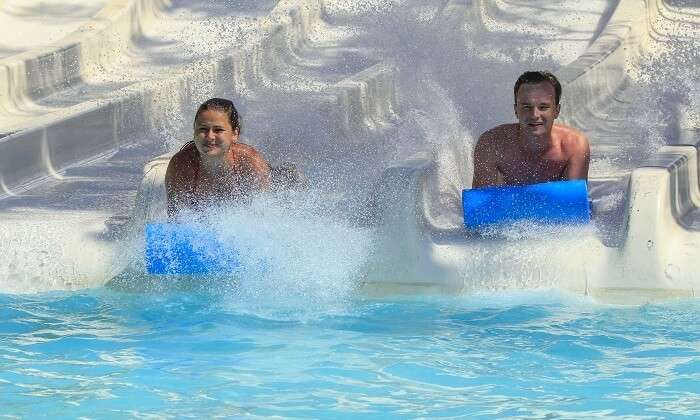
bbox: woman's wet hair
[194,98,241,132]
[514,71,562,105]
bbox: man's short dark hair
[514,71,562,105]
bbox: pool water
[2,288,699,418]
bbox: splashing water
[111,190,375,318]
[211,192,376,316]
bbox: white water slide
[0,0,697,300]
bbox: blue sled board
[462,180,590,230]
[145,223,240,275]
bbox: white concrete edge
[648,0,700,41]
[360,158,466,295]
[568,141,697,298]
[0,0,171,129]
[334,62,400,136]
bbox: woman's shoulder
[167,142,199,173]
[233,142,266,161]
[172,141,198,159]
[177,140,197,153]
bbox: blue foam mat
[145,223,240,275]
[462,180,590,230]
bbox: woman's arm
[165,152,194,219]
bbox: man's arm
[564,133,590,181]
[472,133,503,188]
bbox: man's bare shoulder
[553,124,589,153]
[476,124,517,152]
[479,124,518,141]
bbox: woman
[165,98,272,218]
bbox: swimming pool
[2,288,699,417]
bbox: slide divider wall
[0,0,171,135]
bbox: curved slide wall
[0,0,697,301]
[0,0,109,60]
[0,0,171,135]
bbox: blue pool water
[2,288,700,418]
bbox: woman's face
[193,109,239,159]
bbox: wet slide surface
[0,0,615,202]
[0,0,108,59]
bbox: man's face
[514,82,560,138]
[193,109,239,158]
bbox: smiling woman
[164,98,272,219]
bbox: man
[472,71,590,188]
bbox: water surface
[2,289,699,418]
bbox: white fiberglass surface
[0,0,108,59]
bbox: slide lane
[0,0,400,292]
[365,0,700,301]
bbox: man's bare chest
[497,154,567,185]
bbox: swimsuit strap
[180,140,196,151]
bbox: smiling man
[472,71,590,188]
